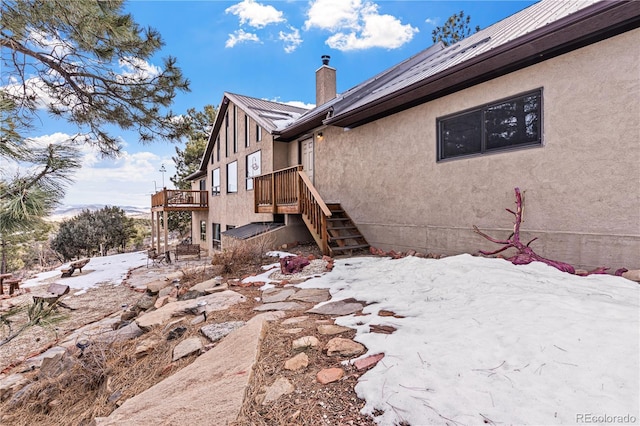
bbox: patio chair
[147,248,167,267]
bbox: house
[187,0,639,270]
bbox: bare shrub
[212,230,276,276]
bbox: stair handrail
[297,171,332,217]
[298,170,332,254]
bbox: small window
[246,150,261,190]
[216,135,220,162]
[212,168,220,195]
[226,224,235,231]
[437,89,542,161]
[199,179,206,191]
[245,115,250,148]
[200,220,206,241]
[256,124,262,142]
[225,112,229,157]
[212,222,221,250]
[233,105,238,153]
[227,161,238,193]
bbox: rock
[284,352,309,371]
[254,301,306,312]
[282,316,309,325]
[316,368,344,384]
[146,279,171,294]
[172,337,203,361]
[262,288,296,303]
[190,314,206,325]
[325,337,365,357]
[262,377,294,404]
[290,288,330,303]
[282,327,303,334]
[292,335,319,350]
[354,353,385,371]
[135,290,245,331]
[24,346,67,369]
[622,269,640,282]
[165,271,184,282]
[167,326,187,340]
[178,290,200,301]
[200,321,245,343]
[154,295,171,309]
[307,300,363,316]
[135,294,157,311]
[0,373,28,402]
[317,324,351,335]
[135,336,162,358]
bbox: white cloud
[327,12,418,51]
[28,29,73,59]
[225,29,261,48]
[15,132,172,207]
[225,0,285,28]
[279,27,303,53]
[304,0,361,31]
[425,17,439,26]
[117,57,162,83]
[305,0,418,51]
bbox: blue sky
[18,0,536,208]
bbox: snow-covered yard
[298,254,639,425]
[20,251,639,425]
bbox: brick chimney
[316,55,336,106]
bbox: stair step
[326,225,357,231]
[329,234,363,241]
[326,217,351,222]
[330,244,370,252]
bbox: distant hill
[48,204,150,221]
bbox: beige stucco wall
[192,102,302,254]
[313,29,640,270]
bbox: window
[437,89,542,161]
[212,222,221,250]
[200,220,206,241]
[226,224,235,231]
[246,150,261,190]
[256,124,262,142]
[233,105,238,153]
[225,112,229,157]
[245,115,250,148]
[216,135,220,161]
[227,161,237,193]
[199,179,206,191]
[212,168,220,195]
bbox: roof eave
[325,0,640,129]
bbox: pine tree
[432,11,480,47]
[1,0,190,270]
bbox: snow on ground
[18,250,640,424]
[22,251,148,295]
[298,254,639,426]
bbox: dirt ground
[0,246,378,425]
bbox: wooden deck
[151,189,208,212]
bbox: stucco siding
[313,29,639,270]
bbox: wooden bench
[0,273,21,295]
[174,244,201,260]
[61,258,90,278]
[32,283,74,310]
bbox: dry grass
[212,232,276,276]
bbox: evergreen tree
[1,0,189,270]
[432,11,480,47]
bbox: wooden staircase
[254,166,369,256]
[325,203,369,255]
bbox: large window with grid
[437,89,542,161]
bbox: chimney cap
[321,55,330,66]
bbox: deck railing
[254,165,332,253]
[254,165,302,213]
[151,189,208,209]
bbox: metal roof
[222,222,285,240]
[330,0,600,118]
[225,92,309,133]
